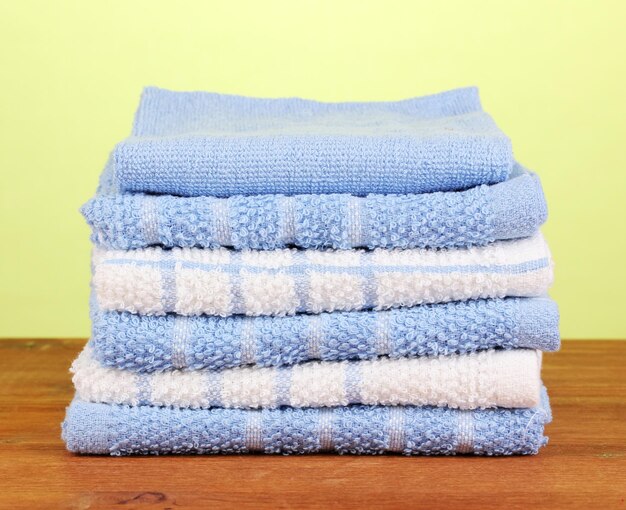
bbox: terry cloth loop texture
[90,297,560,372]
[83,163,547,251]
[72,345,543,411]
[91,233,553,317]
[62,388,551,456]
[112,86,513,197]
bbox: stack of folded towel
[63,86,559,456]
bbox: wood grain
[0,339,624,509]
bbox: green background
[1,1,624,338]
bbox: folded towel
[62,388,551,455]
[84,164,546,251]
[73,345,542,410]
[93,234,553,317]
[92,297,559,372]
[112,87,513,197]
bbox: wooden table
[1,339,624,509]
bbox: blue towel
[112,87,514,197]
[62,388,551,455]
[91,297,559,372]
[84,163,546,251]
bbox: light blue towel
[112,87,514,197]
[91,297,559,372]
[84,163,546,251]
[62,388,551,455]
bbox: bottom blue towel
[62,389,550,456]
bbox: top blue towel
[113,87,514,197]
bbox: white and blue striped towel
[93,233,553,317]
[73,344,542,411]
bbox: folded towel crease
[113,87,513,197]
[62,388,551,456]
[84,165,546,251]
[92,234,553,317]
[91,296,559,372]
[73,345,542,410]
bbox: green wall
[1,0,624,338]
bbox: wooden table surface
[1,339,624,509]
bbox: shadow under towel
[91,297,560,372]
[92,234,553,317]
[83,163,546,251]
[112,86,513,197]
[72,345,542,410]
[62,388,551,456]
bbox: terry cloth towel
[111,86,514,197]
[92,233,553,317]
[91,297,560,372]
[83,164,547,251]
[62,388,552,455]
[72,345,542,410]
